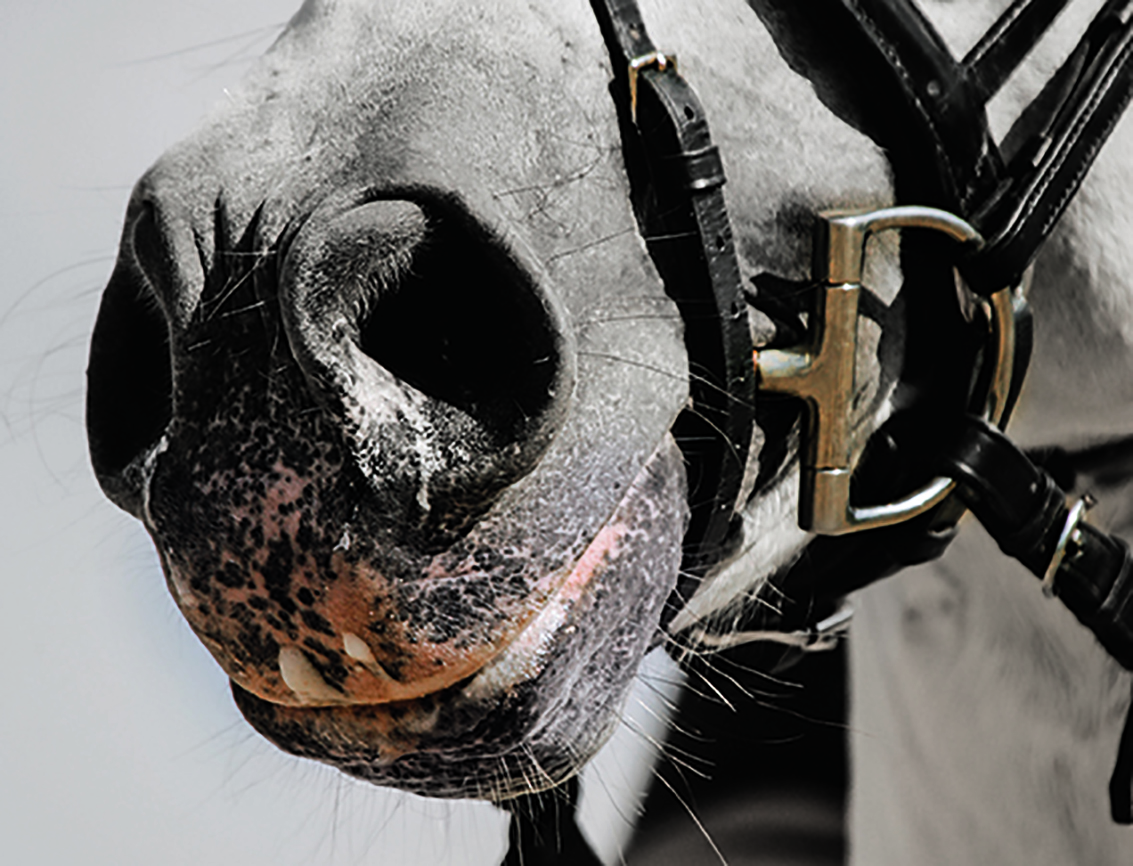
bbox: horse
[84,0,1133,862]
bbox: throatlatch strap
[588,0,755,604]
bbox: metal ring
[757,205,1021,535]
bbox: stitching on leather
[991,30,1133,250]
[844,0,961,197]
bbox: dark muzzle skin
[229,439,686,798]
[86,0,694,800]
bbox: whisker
[545,227,636,262]
[649,769,730,866]
[115,24,287,66]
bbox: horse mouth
[223,517,676,799]
[227,534,607,772]
[237,512,629,714]
[207,440,689,799]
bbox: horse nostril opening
[357,212,562,445]
[278,196,573,531]
[86,257,173,490]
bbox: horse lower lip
[226,521,634,771]
[237,514,633,712]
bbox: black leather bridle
[501,0,1133,861]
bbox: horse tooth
[278,646,343,703]
[343,632,389,678]
[343,632,375,663]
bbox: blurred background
[1,4,846,864]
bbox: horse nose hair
[279,197,573,535]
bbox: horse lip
[226,517,641,788]
[216,436,681,714]
[224,438,687,797]
[238,510,633,713]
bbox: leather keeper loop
[661,145,727,192]
[1056,527,1133,670]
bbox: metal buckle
[1042,493,1096,597]
[628,51,677,124]
[756,205,1020,535]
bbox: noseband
[504,0,1133,860]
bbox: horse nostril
[357,209,562,446]
[279,196,572,526]
[86,246,173,509]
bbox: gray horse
[85,0,1133,862]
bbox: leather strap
[968,0,1133,294]
[963,0,1073,104]
[588,0,756,607]
[944,416,1133,823]
[838,0,1002,209]
[946,417,1133,671]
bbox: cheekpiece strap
[589,0,756,602]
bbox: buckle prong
[628,51,677,124]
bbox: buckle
[627,51,677,124]
[1042,493,1096,597]
[756,206,1020,535]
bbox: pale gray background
[0,4,676,864]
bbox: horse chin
[227,436,689,801]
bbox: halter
[502,0,1133,859]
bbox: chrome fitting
[1042,493,1096,597]
[756,205,1019,535]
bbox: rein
[504,0,1133,860]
